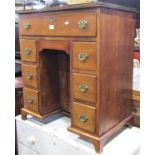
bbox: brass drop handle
[79,84,88,93]
[77,20,88,30]
[78,53,88,62]
[26,72,33,80]
[27,96,33,103]
[23,22,30,30]
[24,48,31,55]
[79,114,88,122]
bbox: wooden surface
[20,39,37,62]
[23,87,39,113]
[72,42,97,71]
[22,64,38,88]
[39,50,61,115]
[19,12,97,37]
[131,91,140,127]
[16,1,137,14]
[72,102,96,133]
[72,73,97,103]
[18,4,136,153]
[98,8,136,135]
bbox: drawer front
[18,143,38,155]
[72,102,96,133]
[72,42,97,71]
[72,73,96,103]
[23,87,39,113]
[16,120,53,155]
[22,64,38,88]
[19,13,96,36]
[20,39,37,62]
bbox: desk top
[16,1,137,15]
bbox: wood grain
[72,42,97,72]
[22,64,38,88]
[39,50,61,115]
[72,73,97,103]
[19,12,97,37]
[23,87,39,113]
[20,39,37,62]
[18,4,136,153]
[72,102,96,133]
[96,9,136,136]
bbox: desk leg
[21,109,27,120]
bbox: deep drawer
[19,12,96,36]
[22,64,38,88]
[72,102,96,133]
[20,39,37,62]
[72,73,97,103]
[23,87,39,113]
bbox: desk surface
[16,1,137,14]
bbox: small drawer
[72,73,96,103]
[23,87,39,113]
[19,13,96,37]
[72,102,96,133]
[72,42,97,71]
[22,64,38,88]
[20,39,37,62]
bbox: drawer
[23,87,39,113]
[72,42,97,71]
[18,143,38,155]
[72,73,96,103]
[20,39,37,62]
[72,102,96,133]
[22,64,38,88]
[19,13,96,36]
[16,120,54,155]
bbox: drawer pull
[27,136,36,145]
[78,20,88,30]
[26,72,33,80]
[24,48,31,55]
[23,22,30,30]
[79,114,88,122]
[78,53,88,62]
[27,96,33,103]
[79,84,88,93]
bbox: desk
[17,2,136,153]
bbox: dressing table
[18,2,136,153]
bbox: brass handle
[77,20,88,30]
[24,48,31,55]
[79,114,88,122]
[78,53,88,62]
[79,84,88,93]
[23,22,30,30]
[27,96,33,103]
[26,72,33,80]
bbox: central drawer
[19,12,96,36]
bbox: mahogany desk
[17,2,136,153]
